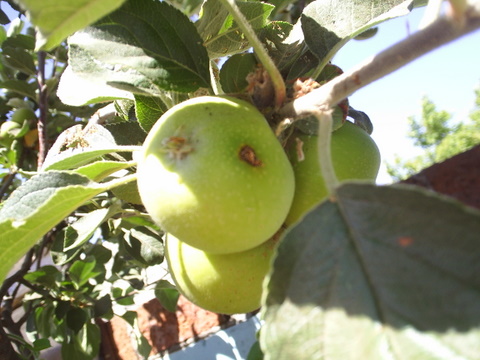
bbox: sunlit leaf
[301,0,424,65]
[0,171,132,285]
[15,0,127,51]
[41,124,136,171]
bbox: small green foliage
[388,93,480,181]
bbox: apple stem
[315,109,339,199]
[219,0,286,108]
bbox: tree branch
[36,51,48,169]
[278,7,480,120]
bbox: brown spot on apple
[239,145,263,167]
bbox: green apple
[285,120,381,225]
[10,107,36,124]
[165,233,278,314]
[137,96,294,254]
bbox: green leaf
[2,47,36,75]
[64,207,117,251]
[122,227,164,266]
[0,79,37,100]
[154,280,180,313]
[41,124,136,171]
[112,286,135,306]
[66,307,88,333]
[24,265,61,288]
[261,183,480,360]
[258,21,299,72]
[2,34,36,51]
[219,52,257,93]
[134,95,168,133]
[15,0,127,51]
[74,160,133,181]
[0,171,126,285]
[61,322,100,360]
[94,294,113,319]
[32,338,51,352]
[197,0,275,58]
[59,0,210,106]
[104,121,147,146]
[0,9,10,25]
[69,257,101,289]
[120,311,152,358]
[301,0,422,66]
[247,340,264,360]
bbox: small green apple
[285,120,381,225]
[165,233,278,314]
[10,107,36,124]
[137,96,294,254]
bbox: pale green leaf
[301,0,424,65]
[74,160,133,181]
[15,0,127,51]
[41,123,137,171]
[57,66,133,107]
[261,183,480,360]
[0,171,115,285]
[64,207,117,251]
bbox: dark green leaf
[64,0,210,102]
[219,52,257,93]
[134,95,168,132]
[94,294,113,319]
[122,227,164,266]
[0,9,10,25]
[32,338,51,352]
[2,47,36,75]
[2,34,36,51]
[247,340,264,360]
[24,265,61,288]
[0,79,37,100]
[197,0,275,58]
[258,21,299,72]
[104,121,147,146]
[55,301,71,320]
[261,183,480,360]
[66,307,88,333]
[88,245,112,265]
[154,280,180,313]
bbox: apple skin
[165,233,278,314]
[137,96,294,254]
[285,121,381,226]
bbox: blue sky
[333,7,480,183]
